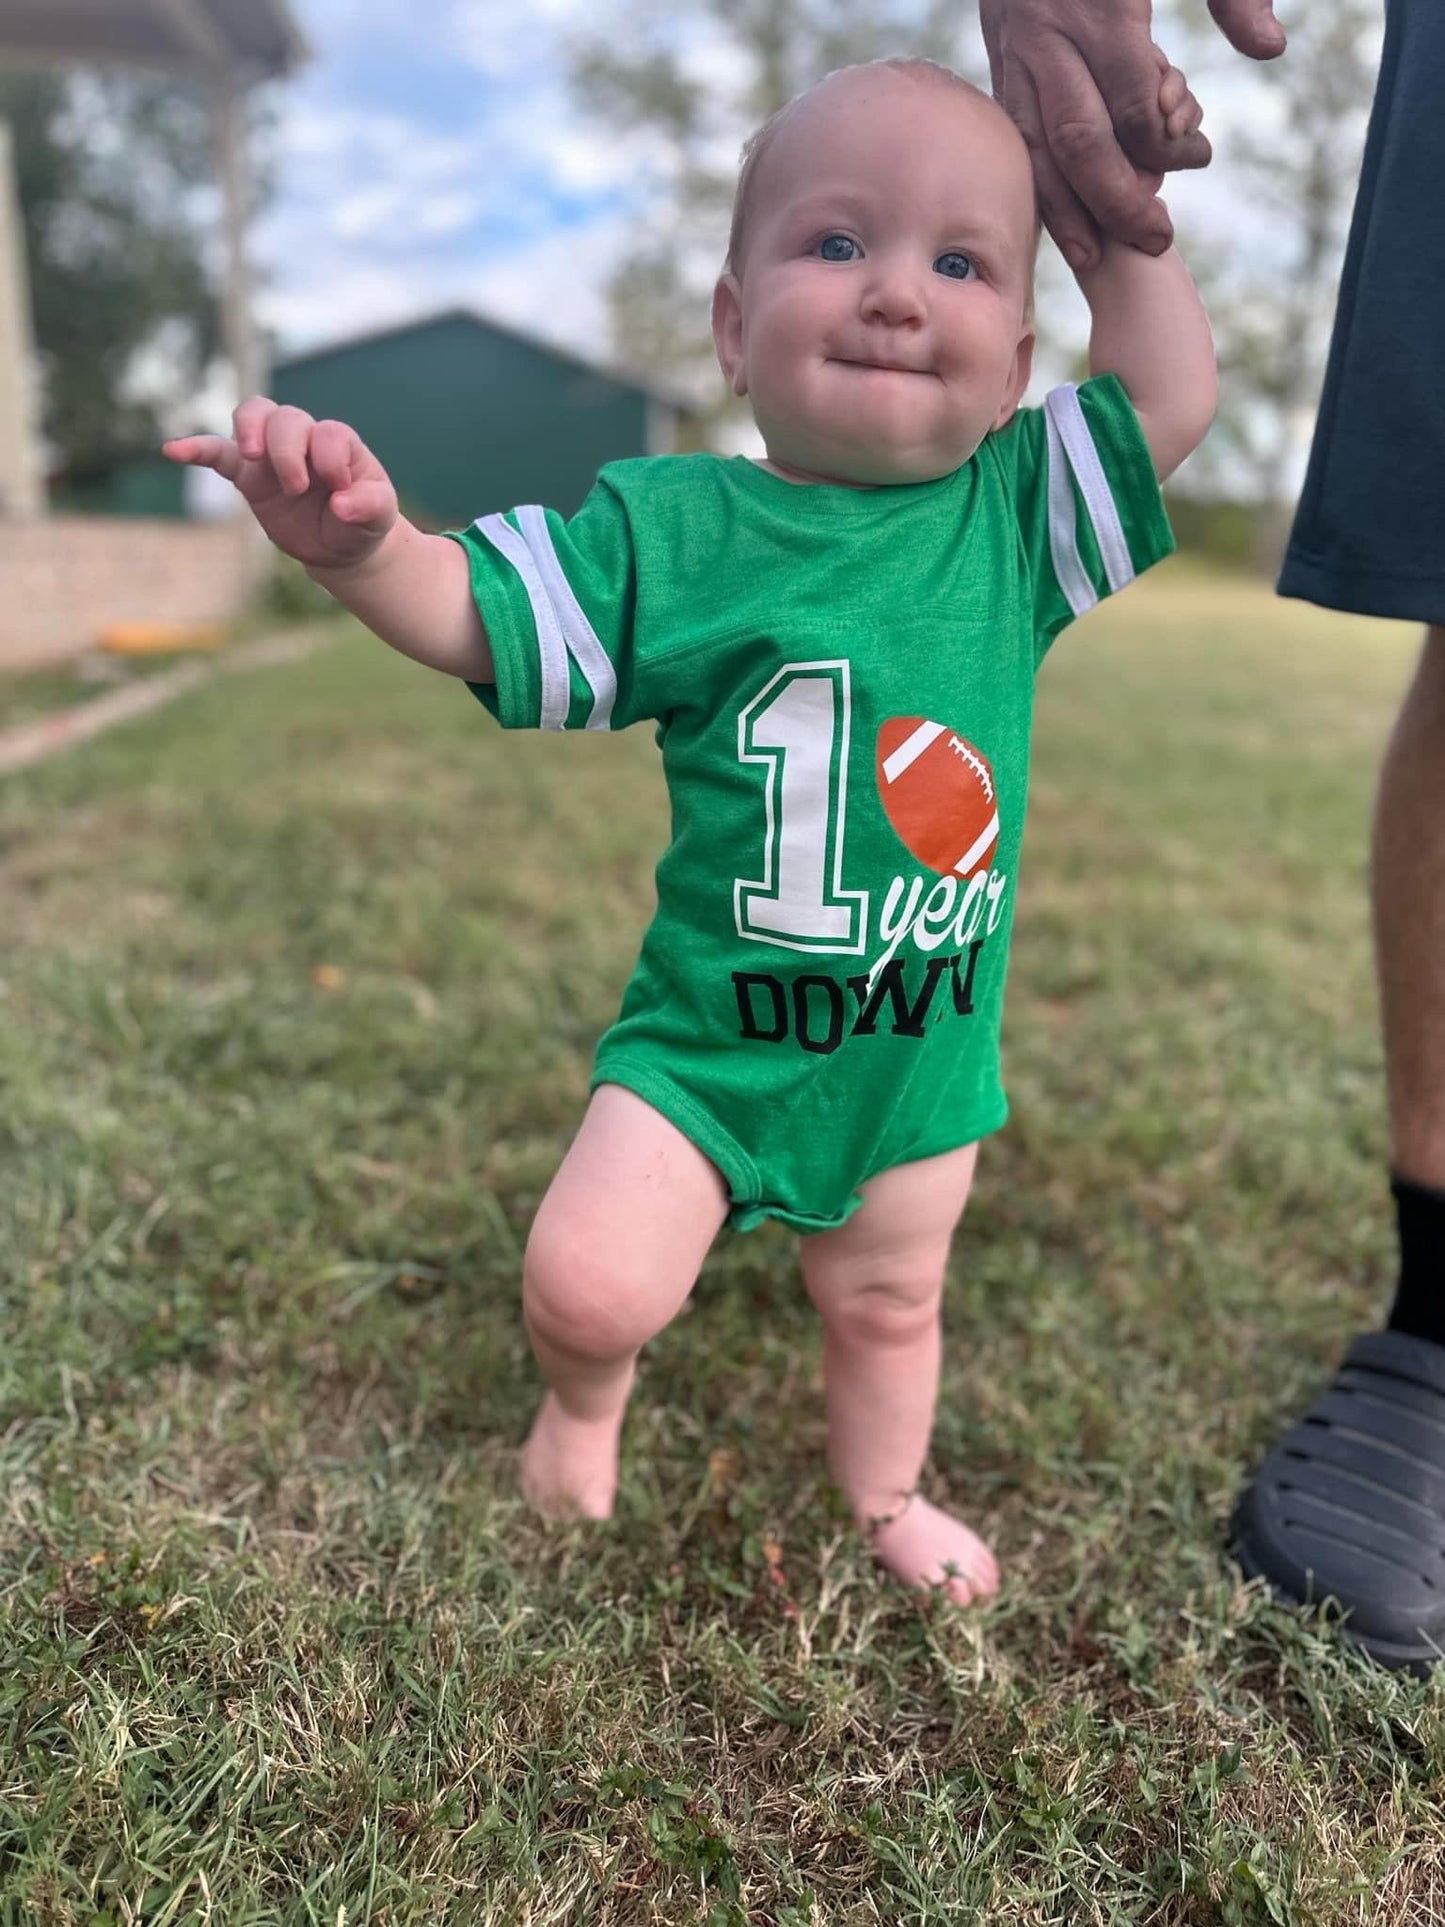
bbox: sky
[255,0,670,367]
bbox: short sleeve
[444,473,650,731]
[995,373,1176,663]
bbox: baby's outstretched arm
[164,399,492,682]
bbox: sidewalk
[0,626,337,777]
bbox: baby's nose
[861,258,928,326]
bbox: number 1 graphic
[734,661,869,954]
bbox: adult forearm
[307,518,494,682]
[1078,239,1217,478]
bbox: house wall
[0,515,259,671]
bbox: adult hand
[981,0,1286,269]
[164,399,399,572]
[1207,0,1288,59]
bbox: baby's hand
[163,399,399,571]
[1142,48,1204,201]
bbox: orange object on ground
[100,621,228,655]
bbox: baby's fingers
[1159,63,1204,140]
[309,417,369,494]
[161,434,243,482]
[262,404,321,496]
[328,476,395,531]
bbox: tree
[0,68,224,485]
[563,1,988,429]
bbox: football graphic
[875,717,1000,878]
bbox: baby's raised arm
[164,399,493,683]
[1075,239,1218,483]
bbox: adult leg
[520,1083,729,1518]
[798,1142,997,1607]
[1231,645,1445,1669]
[1375,628,1445,1196]
[1374,626,1445,1348]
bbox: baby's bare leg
[799,1143,996,1605]
[520,1083,729,1519]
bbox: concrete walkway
[0,626,337,778]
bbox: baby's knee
[805,1256,946,1347]
[523,1219,676,1361]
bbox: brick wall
[0,515,263,671]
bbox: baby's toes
[933,1566,988,1608]
[870,1496,1001,1607]
[938,1540,999,1605]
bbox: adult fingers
[1036,135,1119,269]
[161,434,243,483]
[1207,0,1287,59]
[989,36,1098,268]
[262,404,320,497]
[978,0,1007,97]
[1029,39,1175,254]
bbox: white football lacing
[947,735,994,804]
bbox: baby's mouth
[833,356,934,377]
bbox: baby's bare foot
[519,1393,620,1520]
[865,1494,999,1607]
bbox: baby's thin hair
[725,58,1006,281]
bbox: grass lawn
[1,561,1441,1924]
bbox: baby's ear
[991,328,1035,431]
[711,274,747,396]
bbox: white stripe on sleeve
[475,511,571,730]
[516,504,616,730]
[1046,383,1135,595]
[1044,400,1097,618]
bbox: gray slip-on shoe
[1231,1330,1445,1672]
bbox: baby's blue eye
[934,251,977,280]
[817,234,858,262]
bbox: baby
[166,58,1215,1607]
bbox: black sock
[1385,1173,1445,1348]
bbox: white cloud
[446,0,603,80]
[260,260,442,356]
[465,211,631,358]
[258,203,630,376]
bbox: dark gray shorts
[1278,0,1445,626]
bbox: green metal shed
[271,308,698,529]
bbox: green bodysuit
[451,375,1173,1232]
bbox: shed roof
[0,0,306,84]
[274,306,697,417]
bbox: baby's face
[714,69,1037,488]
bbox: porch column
[0,120,43,516]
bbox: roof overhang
[0,0,307,85]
